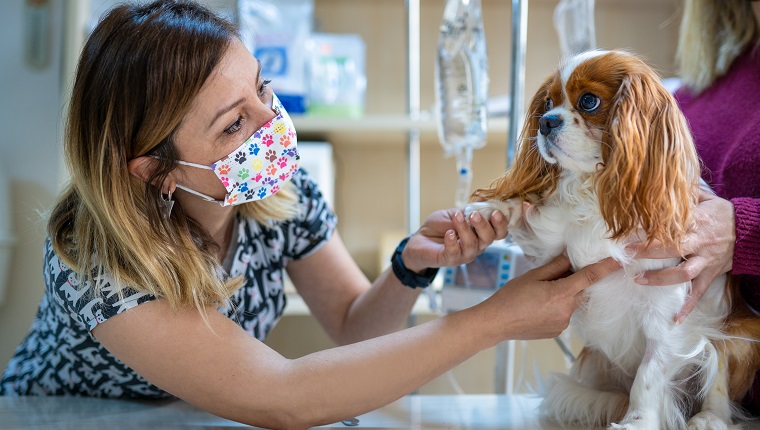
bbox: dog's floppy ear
[595,60,700,247]
[472,74,560,204]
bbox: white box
[298,141,335,207]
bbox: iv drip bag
[435,0,490,208]
[553,0,597,58]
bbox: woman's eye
[578,93,601,112]
[545,98,553,111]
[224,116,243,135]
[258,79,272,96]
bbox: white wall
[0,0,64,364]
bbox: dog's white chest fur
[531,187,691,372]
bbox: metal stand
[494,0,529,395]
[406,0,421,233]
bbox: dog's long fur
[467,50,760,429]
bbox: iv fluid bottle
[435,0,489,207]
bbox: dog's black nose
[539,115,563,136]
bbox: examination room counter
[3,394,760,429]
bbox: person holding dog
[632,0,760,412]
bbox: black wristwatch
[390,236,439,289]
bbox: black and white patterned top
[0,169,336,398]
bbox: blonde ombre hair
[49,0,299,315]
[677,0,759,94]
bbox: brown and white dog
[466,50,760,429]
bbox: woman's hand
[402,209,509,272]
[628,190,735,323]
[485,254,621,340]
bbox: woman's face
[172,38,275,201]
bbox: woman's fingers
[561,257,622,295]
[522,254,621,294]
[635,256,705,286]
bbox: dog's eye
[578,93,601,112]
[545,98,553,111]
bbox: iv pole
[494,0,528,396]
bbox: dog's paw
[463,200,523,227]
[608,412,656,430]
[687,412,731,430]
[607,423,649,430]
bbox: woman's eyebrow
[207,59,262,131]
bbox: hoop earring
[161,189,175,219]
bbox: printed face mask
[175,93,299,206]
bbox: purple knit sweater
[675,48,760,285]
[675,46,760,411]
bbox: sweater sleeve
[731,197,760,275]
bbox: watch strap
[390,236,439,289]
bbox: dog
[465,50,760,429]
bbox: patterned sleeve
[44,238,156,333]
[282,168,338,260]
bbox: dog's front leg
[610,337,675,430]
[464,199,565,265]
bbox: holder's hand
[628,190,735,323]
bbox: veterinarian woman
[632,0,760,413]
[0,1,621,428]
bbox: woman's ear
[127,156,155,183]
[128,156,175,194]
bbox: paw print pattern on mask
[238,168,250,180]
[234,152,247,164]
[265,150,277,163]
[262,135,274,147]
[266,165,277,176]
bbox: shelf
[292,114,509,134]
